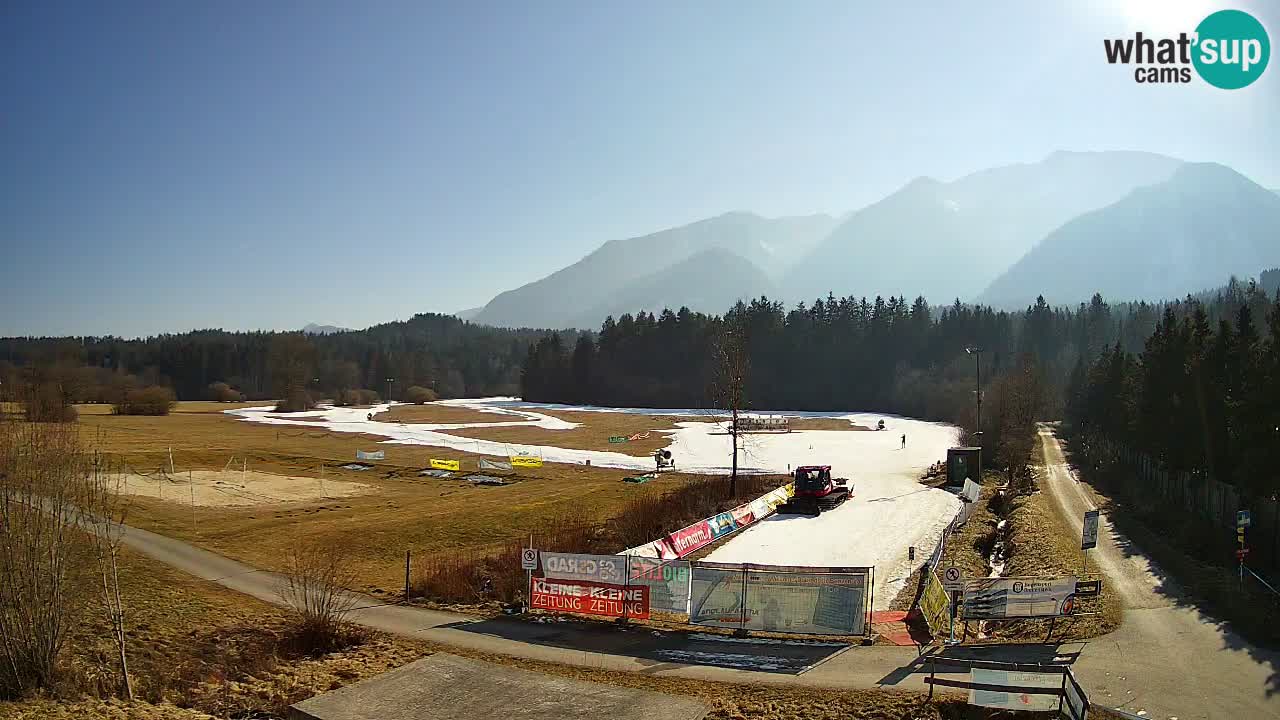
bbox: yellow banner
[429,458,460,471]
[920,569,950,637]
[510,455,543,468]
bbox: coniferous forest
[524,275,1279,499]
[3,273,1277,500]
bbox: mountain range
[466,151,1280,329]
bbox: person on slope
[901,433,906,449]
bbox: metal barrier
[688,561,873,636]
[532,551,873,637]
[922,656,1086,719]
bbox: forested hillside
[522,275,1279,481]
[0,313,563,403]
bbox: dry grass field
[73,402,706,595]
[0,547,430,720]
[0,545,1072,720]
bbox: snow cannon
[654,449,675,471]
[775,465,852,516]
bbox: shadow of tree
[1056,431,1280,698]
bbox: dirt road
[1037,424,1279,719]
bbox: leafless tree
[278,541,359,653]
[711,320,750,497]
[0,415,131,699]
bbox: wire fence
[1081,434,1280,571]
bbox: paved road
[1036,424,1280,719]
[117,430,1280,718]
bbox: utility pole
[385,377,395,403]
[965,347,984,477]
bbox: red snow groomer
[775,465,852,516]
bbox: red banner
[667,519,715,557]
[530,577,649,619]
[730,503,755,527]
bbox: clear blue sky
[3,0,1277,337]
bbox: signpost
[1081,509,1100,581]
[521,546,537,609]
[1081,510,1100,550]
[943,566,964,644]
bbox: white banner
[355,449,385,461]
[479,458,513,471]
[961,577,1078,619]
[539,552,628,584]
[969,669,1062,712]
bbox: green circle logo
[1193,10,1270,89]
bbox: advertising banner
[529,577,649,619]
[478,458,513,471]
[667,519,715,557]
[627,557,692,615]
[690,563,869,635]
[510,455,543,468]
[729,503,755,527]
[620,538,679,560]
[708,512,737,538]
[749,496,772,521]
[919,569,950,636]
[961,577,1078,619]
[608,436,627,443]
[539,552,627,584]
[429,458,460,471]
[355,449,385,461]
[968,669,1062,712]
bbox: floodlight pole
[965,347,984,476]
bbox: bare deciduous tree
[711,318,750,497]
[0,417,131,699]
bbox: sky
[2,0,1277,337]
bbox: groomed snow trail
[228,398,961,605]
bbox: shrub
[403,385,437,404]
[206,382,244,402]
[412,511,604,606]
[273,391,315,413]
[22,382,77,423]
[113,386,176,416]
[610,473,779,549]
[333,389,379,407]
[278,542,361,655]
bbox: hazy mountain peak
[471,211,834,328]
[977,163,1280,308]
[302,323,352,334]
[784,150,1184,302]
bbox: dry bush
[611,473,779,549]
[113,386,176,416]
[0,419,128,699]
[332,388,380,407]
[21,381,77,423]
[413,552,484,604]
[273,390,316,413]
[206,382,244,402]
[278,542,363,654]
[403,385,437,404]
[413,511,605,605]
